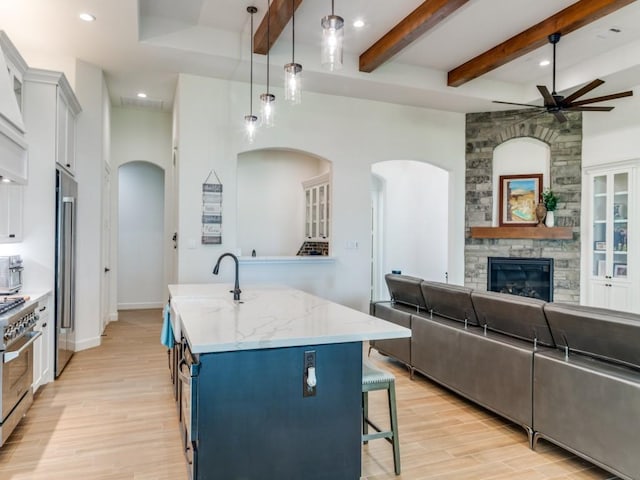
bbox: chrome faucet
[212,253,241,301]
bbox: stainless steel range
[0,298,40,447]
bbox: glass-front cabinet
[303,172,331,242]
[586,163,638,312]
[591,172,628,278]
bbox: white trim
[109,312,119,322]
[73,336,101,352]
[238,256,335,265]
[117,302,164,310]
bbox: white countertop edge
[238,256,335,265]
[187,329,410,354]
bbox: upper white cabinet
[585,161,638,313]
[23,68,81,175]
[56,87,77,172]
[0,182,23,242]
[302,172,331,242]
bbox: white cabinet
[585,162,638,312]
[23,69,81,175]
[302,173,331,241]
[0,182,23,242]
[56,88,77,172]
[33,294,52,392]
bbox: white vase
[545,210,555,227]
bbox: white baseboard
[117,302,164,310]
[109,312,119,322]
[74,336,102,352]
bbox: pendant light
[259,0,275,127]
[321,0,344,71]
[284,0,302,104]
[244,6,259,142]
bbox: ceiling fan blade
[566,106,614,112]
[553,111,568,123]
[561,79,605,105]
[537,85,557,107]
[492,100,545,108]
[569,90,633,107]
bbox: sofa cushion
[543,303,640,370]
[419,281,478,325]
[385,274,427,311]
[471,290,554,346]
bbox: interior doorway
[371,160,450,300]
[117,161,165,309]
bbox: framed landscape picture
[499,174,543,226]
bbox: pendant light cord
[291,0,295,63]
[266,0,270,94]
[250,9,254,115]
[331,0,334,15]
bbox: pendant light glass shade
[284,62,302,104]
[321,12,344,71]
[259,0,275,127]
[245,6,258,143]
[260,93,275,127]
[244,114,258,142]
[284,0,302,104]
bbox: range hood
[0,32,28,185]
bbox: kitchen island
[168,284,410,480]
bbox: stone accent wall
[465,110,582,303]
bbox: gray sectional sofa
[370,274,640,480]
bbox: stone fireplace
[464,110,581,303]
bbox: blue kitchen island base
[192,341,363,480]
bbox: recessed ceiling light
[539,59,551,67]
[353,19,365,28]
[137,92,148,99]
[79,13,96,22]
[1,177,11,183]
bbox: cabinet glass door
[592,175,607,277]
[613,172,628,278]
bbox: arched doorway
[117,161,165,309]
[371,160,449,300]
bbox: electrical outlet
[303,350,316,397]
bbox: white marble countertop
[169,284,410,354]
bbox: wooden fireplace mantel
[470,226,573,240]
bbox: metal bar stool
[362,360,401,475]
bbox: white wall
[118,161,165,308]
[175,75,465,310]
[237,149,329,256]
[372,161,449,296]
[74,60,109,351]
[110,107,173,309]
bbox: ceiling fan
[493,32,634,123]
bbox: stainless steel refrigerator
[55,168,77,377]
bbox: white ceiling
[1,0,639,114]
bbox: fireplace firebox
[487,257,553,302]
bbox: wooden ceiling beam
[448,0,637,87]
[359,0,471,73]
[254,0,303,55]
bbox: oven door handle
[3,331,42,363]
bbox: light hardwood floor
[0,309,617,480]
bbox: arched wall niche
[236,147,332,257]
[492,137,551,226]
